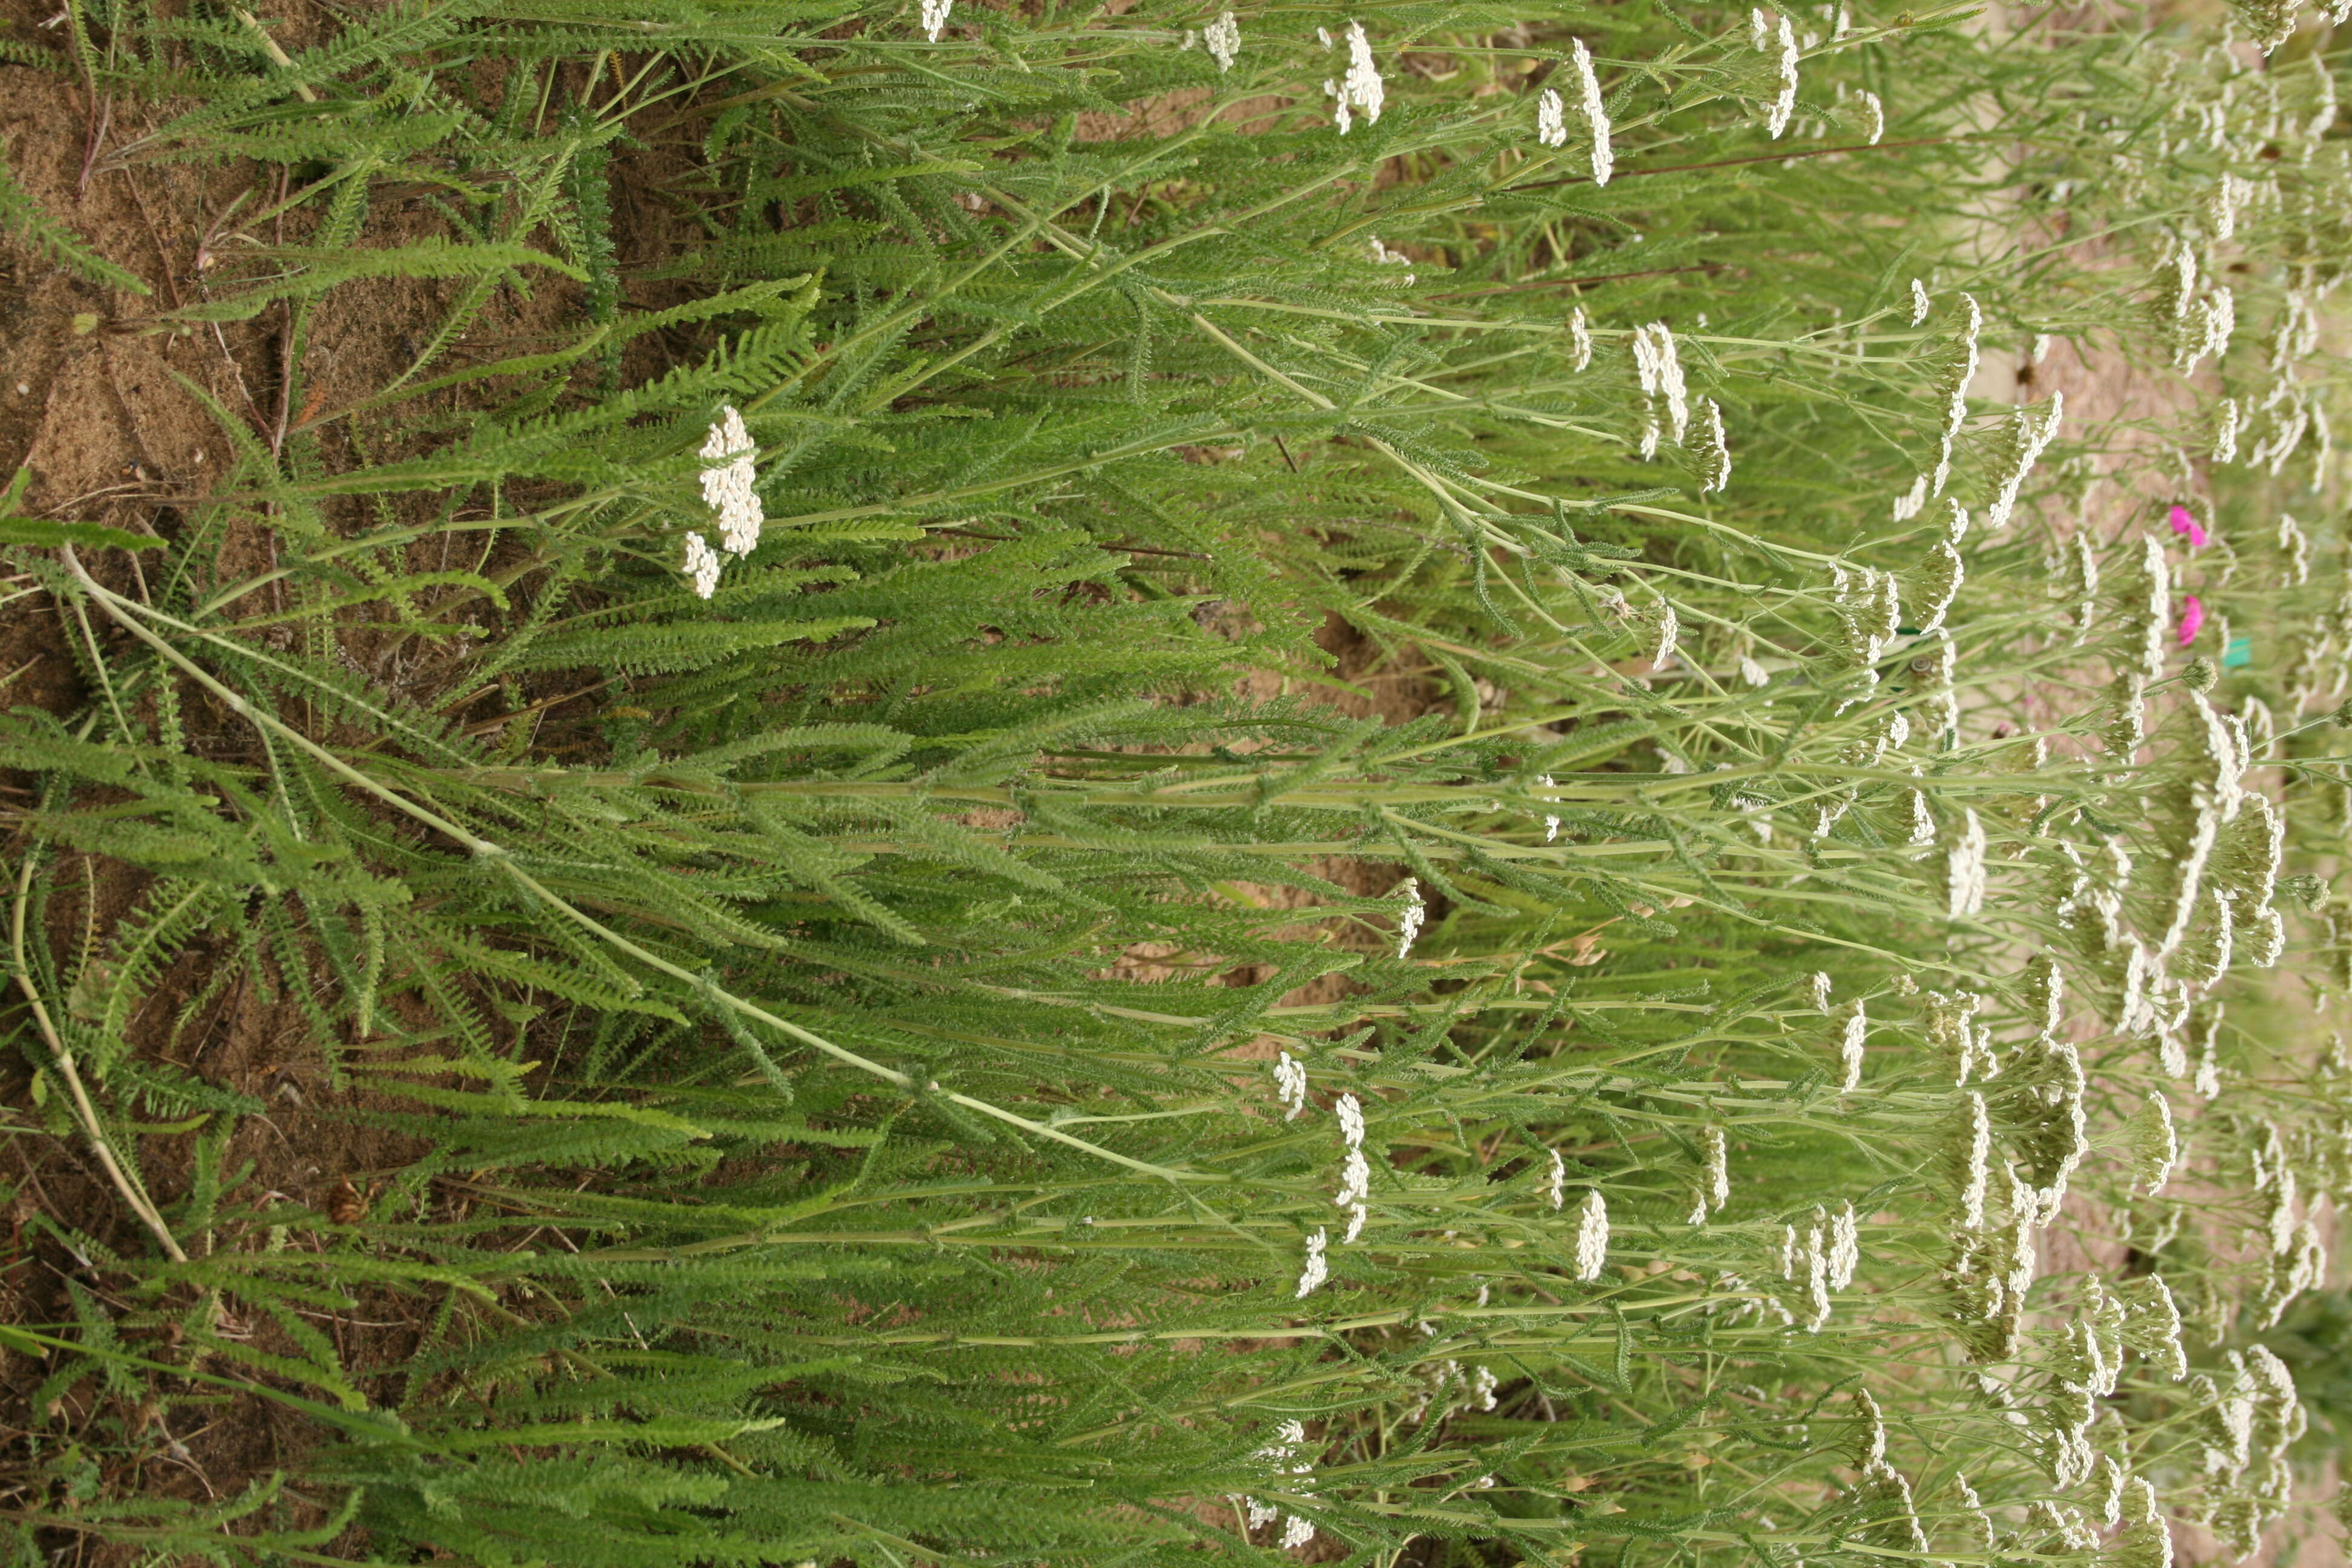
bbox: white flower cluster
[1837,999,1867,1091]
[1912,538,1964,633]
[1324,21,1383,134]
[1535,87,1567,148]
[1855,87,1883,145]
[1932,292,1981,497]
[1202,10,1239,71]
[1909,277,1931,325]
[1945,808,1988,919]
[1979,391,2063,532]
[1334,1091,1371,1243]
[1632,321,1688,459]
[1570,39,1613,185]
[1694,396,1732,494]
[672,528,720,602]
[1544,1147,1567,1210]
[1644,599,1680,670]
[699,404,764,556]
[1538,772,1561,843]
[1394,877,1425,959]
[1273,1049,1308,1120]
[1765,13,1800,139]
[920,0,952,42]
[1237,1420,1317,1549]
[1573,1189,1609,1281]
[1295,1226,1328,1298]
[1830,564,1901,687]
[1687,1125,1730,1224]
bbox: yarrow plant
[1,2,2344,1566]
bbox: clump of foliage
[2,0,2349,1563]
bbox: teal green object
[2224,636,2252,669]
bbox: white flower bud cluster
[1891,472,1927,521]
[1573,1189,1609,1281]
[1950,1091,1992,1230]
[699,405,764,557]
[1334,1091,1371,1243]
[1945,808,1988,920]
[1536,86,1567,148]
[1538,773,1561,843]
[920,0,952,40]
[1932,293,1981,498]
[1912,538,1964,633]
[2126,1091,2177,1192]
[1912,630,1958,737]
[1945,1163,2039,1362]
[1909,278,1932,325]
[681,531,722,600]
[2276,513,2311,585]
[1570,39,1613,185]
[1202,10,1239,71]
[2064,531,2100,644]
[2213,395,2245,463]
[1831,564,1900,686]
[1569,305,1593,371]
[1855,87,1883,145]
[1644,599,1681,670]
[1295,1226,1328,1298]
[1324,21,1383,134]
[1632,322,1689,459]
[1979,391,2063,533]
[1765,14,1800,139]
[2255,1143,2328,1328]
[1394,877,1425,959]
[1837,999,1867,1091]
[1687,1125,1730,1224]
[1544,1147,1567,1210]
[2108,1478,2172,1568]
[1273,1050,1308,1120]
[1237,1420,1316,1548]
[1851,1459,1932,1555]
[1694,397,1732,494]
[2132,533,2171,682]
[2119,1273,2189,1382]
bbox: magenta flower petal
[2178,594,2204,647]
[2168,505,2209,547]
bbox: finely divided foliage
[0,0,2348,1564]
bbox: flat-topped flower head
[1571,39,1613,185]
[1766,15,1800,139]
[1573,1190,1609,1280]
[921,0,952,41]
[1536,87,1568,148]
[1334,1092,1365,1149]
[1203,10,1239,70]
[1273,1051,1308,1120]
[682,531,722,599]
[699,405,764,555]
[1325,21,1383,133]
[1394,879,1426,959]
[1838,999,1867,1091]
[1295,1227,1329,1297]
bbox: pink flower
[2178,594,2204,647]
[2167,505,2208,547]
